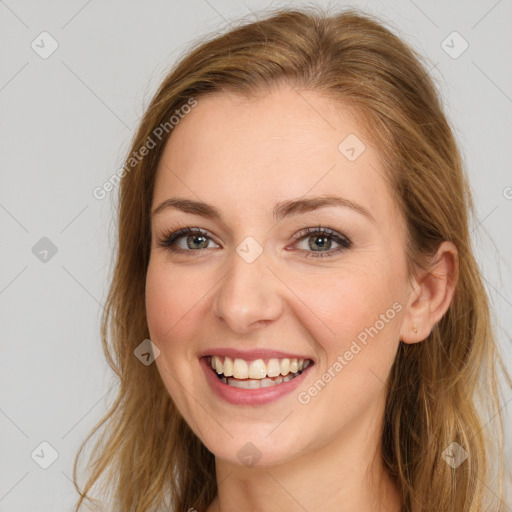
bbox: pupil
[310,235,330,251]
[188,235,208,249]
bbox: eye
[157,225,352,258]
[291,226,351,258]
[157,227,220,253]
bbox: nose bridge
[212,242,283,332]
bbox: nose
[212,248,284,333]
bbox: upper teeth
[210,356,311,379]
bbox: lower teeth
[218,372,301,389]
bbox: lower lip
[200,357,313,406]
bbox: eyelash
[157,225,352,259]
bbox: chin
[199,426,310,469]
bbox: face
[145,84,411,467]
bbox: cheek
[292,263,402,356]
[145,260,208,350]
[289,266,403,428]
[145,259,212,430]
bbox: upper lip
[199,348,314,361]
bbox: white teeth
[267,358,281,377]
[233,358,249,379]
[213,356,223,375]
[226,374,291,389]
[227,378,249,389]
[248,359,267,379]
[227,378,262,390]
[209,355,312,381]
[223,357,234,377]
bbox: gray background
[1,0,511,510]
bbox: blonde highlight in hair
[73,6,511,511]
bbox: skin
[145,84,458,512]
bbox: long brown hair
[73,6,511,511]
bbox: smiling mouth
[206,355,313,389]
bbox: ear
[400,241,459,344]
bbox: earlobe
[399,298,430,344]
[400,241,459,344]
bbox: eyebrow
[151,195,376,224]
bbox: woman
[73,6,511,512]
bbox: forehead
[153,85,401,228]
